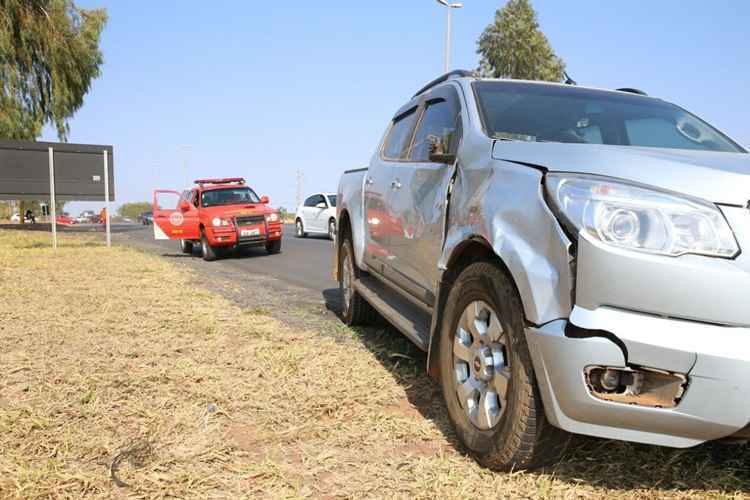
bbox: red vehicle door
[152,190,200,240]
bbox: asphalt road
[125,223,337,293]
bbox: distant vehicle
[152,177,282,261]
[76,210,95,223]
[10,212,37,223]
[55,214,77,225]
[295,193,337,240]
[336,70,750,471]
[139,211,153,225]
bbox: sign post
[48,147,57,250]
[103,149,111,247]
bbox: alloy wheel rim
[453,300,510,430]
[329,222,335,239]
[297,221,302,236]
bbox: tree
[477,0,565,82]
[117,202,151,220]
[1,0,106,222]
[0,0,107,140]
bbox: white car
[295,193,337,240]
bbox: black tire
[266,239,282,254]
[200,232,218,262]
[438,261,569,471]
[328,218,336,241]
[339,237,377,325]
[180,239,193,254]
[295,219,307,238]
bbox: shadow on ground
[322,286,750,494]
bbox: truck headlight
[266,212,279,223]
[545,173,739,258]
[212,217,230,227]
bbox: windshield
[327,195,337,207]
[201,187,260,207]
[474,81,744,153]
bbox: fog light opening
[584,365,687,409]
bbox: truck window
[382,107,419,160]
[410,97,461,162]
[473,80,744,152]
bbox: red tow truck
[152,178,282,261]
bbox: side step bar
[354,275,431,351]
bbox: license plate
[240,228,261,237]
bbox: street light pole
[436,0,463,73]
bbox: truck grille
[235,215,265,226]
[235,215,267,245]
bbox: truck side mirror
[179,200,191,212]
[260,195,270,204]
[427,134,456,164]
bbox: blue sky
[48,0,750,214]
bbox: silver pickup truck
[334,70,750,470]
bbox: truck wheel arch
[427,237,526,378]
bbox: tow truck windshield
[201,187,261,207]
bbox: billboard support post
[48,147,57,250]
[103,149,111,247]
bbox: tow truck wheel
[200,232,218,261]
[339,237,377,325]
[266,239,282,254]
[180,239,193,254]
[438,261,569,471]
[295,219,307,238]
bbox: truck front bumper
[206,224,282,247]
[526,306,750,447]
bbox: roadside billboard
[0,139,114,201]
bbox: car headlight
[266,212,279,223]
[545,173,739,258]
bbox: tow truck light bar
[194,177,246,186]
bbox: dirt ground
[1,230,749,499]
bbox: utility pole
[436,0,464,73]
[180,145,192,187]
[295,169,303,208]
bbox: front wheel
[200,232,218,261]
[438,261,569,471]
[266,239,282,254]
[328,219,336,241]
[339,238,377,325]
[180,239,193,254]
[295,219,307,238]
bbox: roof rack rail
[194,177,245,186]
[616,87,648,96]
[413,69,474,97]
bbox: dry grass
[1,230,749,499]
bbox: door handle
[391,179,402,190]
[365,176,374,185]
